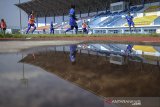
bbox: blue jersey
[69,8,77,26]
[69,8,76,19]
[126,15,134,23]
[50,22,53,29]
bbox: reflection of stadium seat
[133,45,157,53]
[144,6,160,13]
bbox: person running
[50,21,54,34]
[0,19,7,35]
[65,4,78,34]
[26,11,36,34]
[82,20,88,34]
[126,12,135,33]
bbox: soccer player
[65,5,78,34]
[82,20,88,34]
[50,21,54,34]
[26,11,36,34]
[0,19,7,35]
[126,12,135,33]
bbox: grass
[0,33,160,38]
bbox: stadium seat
[125,15,158,26]
[154,16,160,25]
[144,6,160,13]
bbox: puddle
[0,53,103,107]
[20,43,160,97]
[0,43,160,107]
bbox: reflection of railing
[20,54,28,88]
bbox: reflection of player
[65,5,78,34]
[126,12,135,33]
[125,44,134,55]
[69,45,77,64]
[50,21,54,34]
[26,11,36,34]
[82,20,88,34]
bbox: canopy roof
[16,0,159,17]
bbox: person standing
[50,21,54,34]
[82,20,88,34]
[126,12,135,33]
[0,19,7,35]
[0,21,1,33]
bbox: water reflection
[1,43,160,107]
[20,43,160,70]
[20,54,28,88]
[69,45,77,64]
[18,43,160,98]
[0,53,103,107]
[125,44,134,55]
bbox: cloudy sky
[0,0,31,29]
[0,0,89,29]
[0,0,70,29]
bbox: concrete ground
[0,36,160,53]
[0,41,81,53]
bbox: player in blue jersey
[50,21,54,34]
[126,12,135,33]
[65,5,78,34]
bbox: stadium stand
[154,16,160,25]
[17,0,160,34]
[124,15,158,26]
[134,15,158,25]
[144,6,160,13]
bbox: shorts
[2,28,6,31]
[69,18,77,26]
[128,21,134,27]
[83,28,87,32]
[28,23,35,27]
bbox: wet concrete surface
[22,51,160,97]
[1,43,160,107]
[0,53,103,107]
[0,41,81,53]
